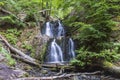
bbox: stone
[32,34,50,61]
[0,64,28,80]
[13,69,28,77]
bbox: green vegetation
[0,0,120,68]
[63,0,120,51]
[40,44,47,62]
[61,0,120,67]
[1,28,21,45]
[0,44,16,66]
[71,46,120,67]
[21,42,35,57]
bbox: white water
[68,38,75,59]
[45,22,53,38]
[57,20,65,37]
[50,39,63,63]
[44,21,75,63]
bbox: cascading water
[45,22,53,38]
[68,38,75,59]
[43,20,75,63]
[57,20,65,37]
[49,39,63,63]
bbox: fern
[0,46,16,66]
[0,16,15,23]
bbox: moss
[40,43,47,63]
[49,67,58,71]
[24,65,32,70]
[21,43,35,57]
[30,49,36,58]
[103,61,113,68]
[0,45,16,66]
[23,73,29,77]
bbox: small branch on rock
[0,34,41,67]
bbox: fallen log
[42,63,68,68]
[0,34,40,67]
[11,54,40,66]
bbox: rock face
[32,33,50,61]
[0,64,28,80]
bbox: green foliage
[71,59,85,67]
[0,0,120,68]
[0,15,26,28]
[3,29,21,45]
[0,0,42,28]
[71,46,120,67]
[40,44,47,62]
[21,43,35,56]
[100,48,120,62]
[0,44,16,66]
[113,42,120,52]
[71,47,99,67]
[63,0,120,52]
[0,0,75,27]
[0,1,4,6]
[0,16,15,24]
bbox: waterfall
[68,38,75,59]
[57,20,65,37]
[45,22,53,38]
[43,20,75,63]
[49,39,63,63]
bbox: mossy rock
[32,35,50,62]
